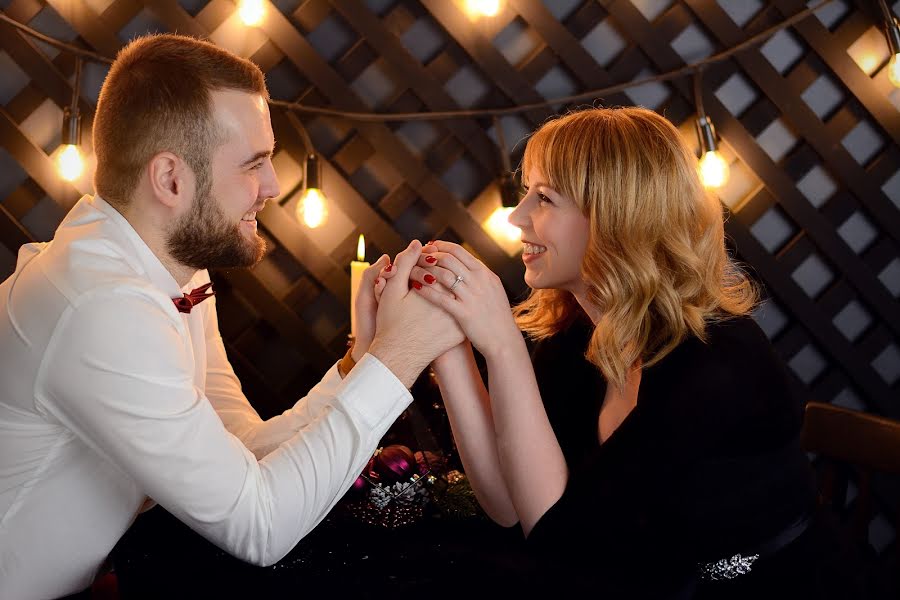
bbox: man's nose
[261,161,280,200]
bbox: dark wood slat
[219,268,336,373]
[43,0,123,58]
[0,202,34,254]
[3,0,43,22]
[0,22,97,130]
[98,0,145,32]
[221,336,289,418]
[0,107,80,209]
[419,0,553,126]
[256,200,351,311]
[507,0,633,107]
[726,219,898,417]
[144,0,209,37]
[331,0,501,173]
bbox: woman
[378,108,862,598]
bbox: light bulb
[888,54,900,88]
[698,150,730,189]
[237,0,265,26]
[296,187,327,229]
[57,144,84,182]
[485,206,521,242]
[466,0,501,17]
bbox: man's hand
[352,254,389,363]
[366,240,464,388]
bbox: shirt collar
[89,195,199,298]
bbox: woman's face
[509,164,591,296]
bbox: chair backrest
[801,402,900,475]
[800,402,900,597]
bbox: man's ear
[148,152,193,209]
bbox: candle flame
[357,234,365,262]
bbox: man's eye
[250,162,264,170]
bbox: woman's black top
[525,314,863,598]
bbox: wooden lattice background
[0,0,898,554]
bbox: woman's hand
[410,241,521,360]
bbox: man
[0,34,461,599]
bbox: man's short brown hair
[92,34,268,207]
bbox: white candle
[350,234,369,338]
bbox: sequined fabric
[698,553,760,580]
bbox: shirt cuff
[335,353,412,430]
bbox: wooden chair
[800,401,900,597]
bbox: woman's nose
[508,196,530,229]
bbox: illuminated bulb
[237,0,265,26]
[57,144,84,182]
[698,150,730,189]
[888,54,900,87]
[486,206,521,242]
[296,187,327,229]
[466,0,501,17]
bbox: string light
[237,0,265,27]
[57,58,84,182]
[878,0,900,87]
[693,69,729,190]
[465,0,501,18]
[296,154,328,229]
[485,117,522,243]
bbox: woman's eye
[537,192,551,204]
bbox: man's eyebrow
[240,148,274,167]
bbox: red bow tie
[173,282,214,314]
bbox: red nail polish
[385,264,392,272]
[424,274,436,284]
[412,281,422,290]
[425,256,437,264]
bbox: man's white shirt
[0,195,411,599]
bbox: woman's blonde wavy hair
[512,107,757,389]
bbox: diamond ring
[449,274,464,292]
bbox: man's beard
[166,184,266,271]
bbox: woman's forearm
[484,337,568,536]
[433,343,519,526]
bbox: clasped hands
[351,240,521,384]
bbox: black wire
[492,115,512,173]
[693,67,705,119]
[71,57,82,113]
[878,0,895,23]
[285,111,314,155]
[0,13,113,64]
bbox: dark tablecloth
[111,504,539,598]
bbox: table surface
[111,502,542,598]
